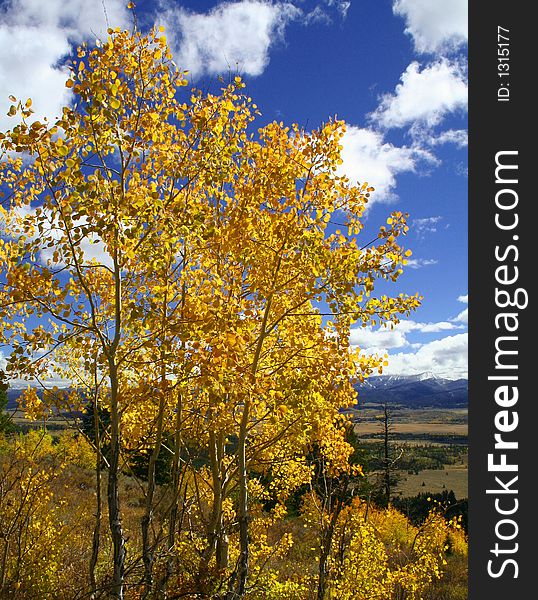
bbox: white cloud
[455,162,468,177]
[411,125,468,148]
[1,0,129,36]
[393,0,468,54]
[0,26,71,131]
[350,326,408,350]
[414,321,461,333]
[412,215,442,237]
[426,128,467,147]
[0,346,70,389]
[2,346,73,389]
[338,125,436,202]
[0,0,129,132]
[303,6,332,25]
[350,305,468,382]
[405,258,438,269]
[2,204,112,268]
[6,371,71,390]
[304,1,351,24]
[39,236,111,270]
[160,1,301,77]
[452,308,467,324]
[350,318,464,350]
[370,60,467,129]
[450,295,468,324]
[378,333,468,379]
[327,0,351,20]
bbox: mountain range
[5,373,468,412]
[354,372,468,409]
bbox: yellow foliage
[0,433,67,595]
[301,498,464,600]
[0,24,432,599]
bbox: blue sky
[0,0,468,379]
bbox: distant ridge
[355,373,468,408]
[5,387,70,411]
[5,374,468,411]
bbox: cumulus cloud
[370,60,467,130]
[350,318,464,351]
[0,0,129,131]
[353,294,469,379]
[350,327,408,350]
[0,0,128,35]
[449,294,468,324]
[379,333,468,379]
[452,308,468,325]
[338,125,436,202]
[159,1,301,77]
[0,27,71,131]
[393,0,468,55]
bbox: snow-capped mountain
[5,374,468,412]
[355,373,468,408]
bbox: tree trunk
[167,408,182,555]
[316,498,342,600]
[89,397,103,597]
[197,426,228,593]
[0,538,9,595]
[228,293,273,598]
[142,385,167,598]
[315,457,348,600]
[214,431,228,571]
[108,362,126,599]
[152,392,185,600]
[229,400,250,599]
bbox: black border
[469,3,533,597]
